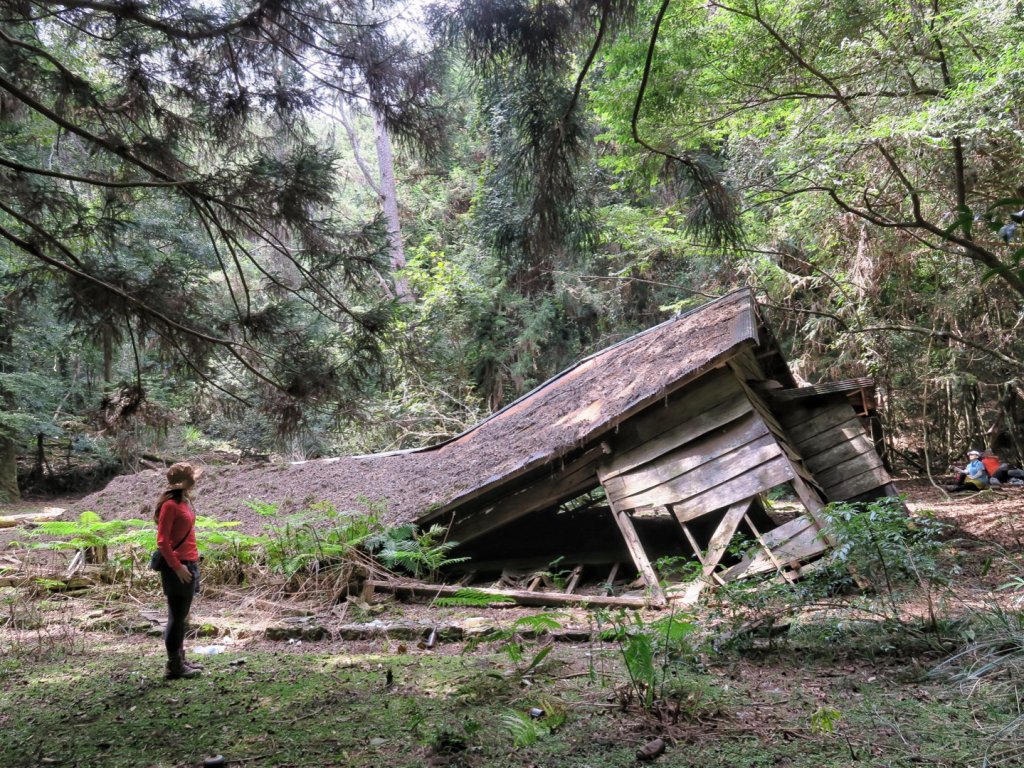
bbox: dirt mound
[71,455,429,532]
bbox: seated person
[946,449,989,491]
[981,450,1024,485]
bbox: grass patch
[0,638,1016,768]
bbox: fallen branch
[0,508,65,528]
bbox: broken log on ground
[364,580,657,609]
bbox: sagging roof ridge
[295,287,757,467]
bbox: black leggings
[161,561,199,659]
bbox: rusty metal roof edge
[772,377,876,400]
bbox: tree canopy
[3,0,1024,501]
[1,0,445,407]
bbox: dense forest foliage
[2,0,1023,502]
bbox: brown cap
[165,462,203,491]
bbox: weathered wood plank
[605,562,621,587]
[804,434,881,474]
[600,390,752,481]
[783,403,863,443]
[731,373,836,527]
[601,413,769,500]
[744,513,794,581]
[813,445,885,490]
[730,368,788,434]
[667,580,707,606]
[613,434,782,510]
[604,368,744,463]
[703,498,753,573]
[790,416,866,457]
[670,455,794,522]
[565,565,584,594]
[826,464,892,501]
[610,503,666,606]
[719,515,829,582]
[680,522,705,563]
[731,372,821,491]
[672,497,751,603]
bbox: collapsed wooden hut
[77,288,896,606]
[396,288,897,605]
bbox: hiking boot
[180,649,204,672]
[165,656,202,680]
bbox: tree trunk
[0,291,20,503]
[102,325,113,382]
[0,435,19,503]
[372,109,412,303]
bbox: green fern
[434,588,515,607]
[29,511,148,551]
[374,523,469,581]
[501,711,546,748]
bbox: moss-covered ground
[0,614,1018,768]
[3,484,1024,767]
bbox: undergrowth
[2,494,1023,766]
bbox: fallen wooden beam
[364,580,656,609]
[0,508,65,528]
[0,575,93,590]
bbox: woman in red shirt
[154,462,203,679]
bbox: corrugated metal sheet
[771,377,875,401]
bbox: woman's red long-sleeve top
[157,498,198,570]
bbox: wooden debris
[364,580,655,609]
[65,550,85,580]
[605,502,666,606]
[604,562,620,589]
[564,564,584,594]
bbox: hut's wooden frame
[417,291,897,604]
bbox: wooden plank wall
[727,354,825,499]
[598,369,796,525]
[718,515,831,582]
[777,398,890,501]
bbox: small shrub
[597,608,697,716]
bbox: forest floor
[1,480,1024,767]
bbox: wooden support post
[678,521,726,587]
[700,498,752,584]
[605,562,620,589]
[609,502,666,606]
[679,522,705,563]
[743,513,795,582]
[670,499,752,605]
[787,471,836,546]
